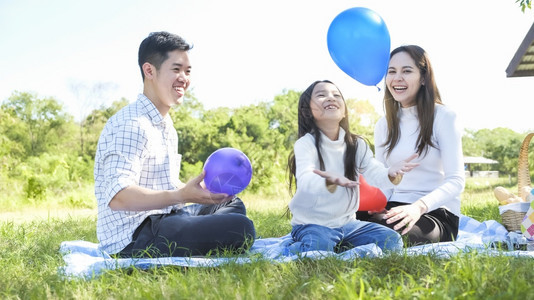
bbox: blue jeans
[119,198,256,257]
[290,220,403,254]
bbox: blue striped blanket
[59,215,534,279]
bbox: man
[94,31,255,257]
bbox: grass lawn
[1,177,534,299]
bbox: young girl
[358,45,465,246]
[287,80,418,253]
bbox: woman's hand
[383,200,428,235]
[388,153,420,178]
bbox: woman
[357,45,465,246]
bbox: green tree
[346,98,381,149]
[171,93,210,179]
[82,98,129,158]
[267,90,300,149]
[223,102,288,195]
[462,129,480,156]
[1,91,75,157]
[0,107,25,200]
[171,90,299,195]
[516,0,532,12]
[469,128,524,175]
[0,106,25,159]
[69,81,118,156]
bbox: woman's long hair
[382,45,443,156]
[287,80,362,195]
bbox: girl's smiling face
[309,82,346,126]
[385,51,423,108]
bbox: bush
[24,176,47,203]
[2,152,94,206]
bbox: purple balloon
[203,147,253,195]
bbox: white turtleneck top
[289,127,395,228]
[374,104,465,216]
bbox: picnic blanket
[59,215,534,279]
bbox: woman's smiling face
[385,51,423,108]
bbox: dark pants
[356,201,459,246]
[119,197,256,257]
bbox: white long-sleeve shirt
[374,104,465,216]
[289,128,394,228]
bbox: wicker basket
[502,209,527,231]
[500,132,533,231]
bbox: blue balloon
[203,147,253,195]
[327,7,391,86]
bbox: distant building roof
[464,156,499,164]
[506,22,534,77]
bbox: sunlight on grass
[461,177,517,222]
[0,183,96,213]
[240,191,291,212]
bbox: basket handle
[518,132,533,197]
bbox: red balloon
[358,175,387,211]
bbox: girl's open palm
[313,169,359,188]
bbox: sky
[1,0,534,133]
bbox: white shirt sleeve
[373,117,393,200]
[293,136,333,195]
[419,108,465,212]
[357,137,394,190]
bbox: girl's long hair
[382,45,442,157]
[287,80,363,195]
